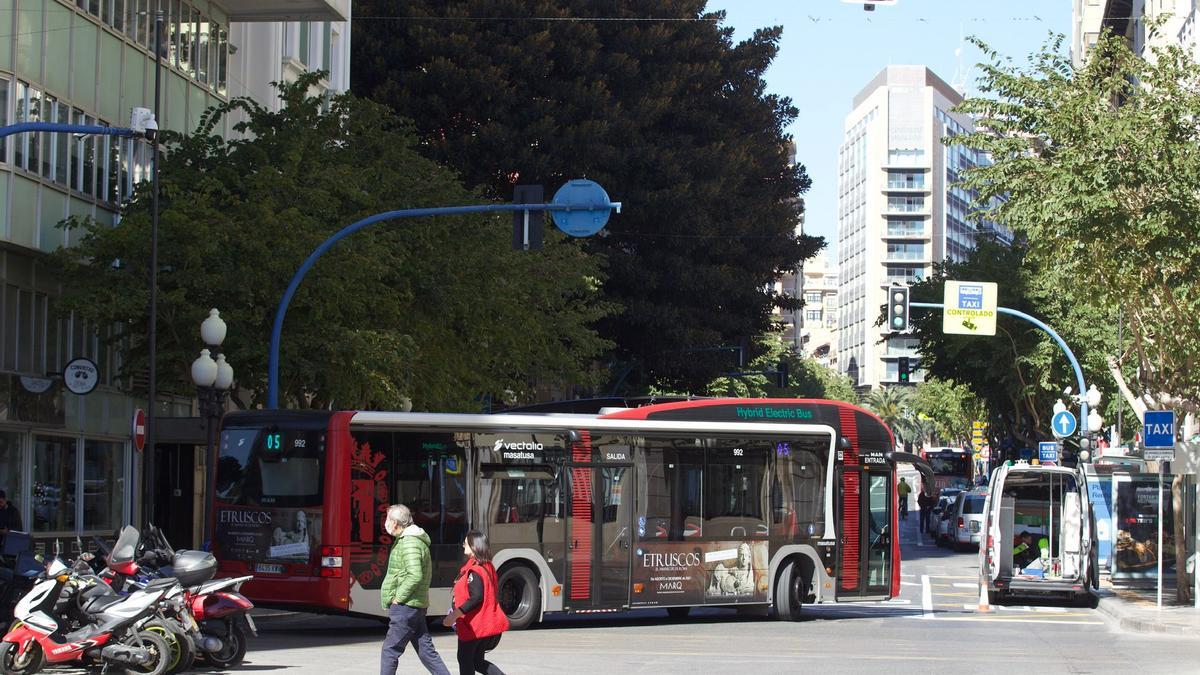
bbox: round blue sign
[1051,410,1078,438]
[551,179,613,237]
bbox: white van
[979,462,1098,604]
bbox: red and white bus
[212,399,923,627]
[920,446,975,492]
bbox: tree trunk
[1173,474,1189,603]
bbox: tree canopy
[351,1,820,392]
[52,75,613,411]
[952,31,1200,418]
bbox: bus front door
[836,465,893,600]
[564,463,634,611]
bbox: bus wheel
[774,560,806,621]
[497,564,541,630]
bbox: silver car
[949,489,988,551]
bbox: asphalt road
[222,500,1200,674]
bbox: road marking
[921,575,933,619]
[952,582,977,589]
[900,581,921,587]
[923,616,1104,625]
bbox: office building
[0,0,349,548]
[836,65,1007,391]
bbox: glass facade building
[0,0,349,547]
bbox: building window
[886,171,925,189]
[0,432,22,519]
[805,309,822,322]
[33,436,77,533]
[887,196,924,213]
[299,22,310,66]
[886,219,923,236]
[805,292,822,303]
[83,439,124,531]
[886,242,924,261]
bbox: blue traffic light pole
[910,302,1090,430]
[0,122,138,141]
[267,179,621,409]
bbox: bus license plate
[255,563,284,575]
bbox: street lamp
[1086,385,1103,434]
[192,309,232,550]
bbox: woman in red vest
[441,530,509,675]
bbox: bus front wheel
[497,564,541,630]
[774,560,806,621]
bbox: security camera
[129,107,157,141]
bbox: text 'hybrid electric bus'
[211,399,927,627]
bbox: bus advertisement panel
[211,399,921,629]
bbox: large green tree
[951,29,1200,600]
[954,31,1200,422]
[351,1,819,392]
[53,75,613,411]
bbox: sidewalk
[1096,580,1200,636]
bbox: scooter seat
[143,577,177,591]
[83,594,124,612]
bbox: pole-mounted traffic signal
[898,356,911,383]
[888,285,910,333]
[776,360,789,388]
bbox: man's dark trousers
[920,507,932,533]
[380,603,450,675]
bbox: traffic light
[898,356,911,383]
[888,285,910,333]
[776,360,790,388]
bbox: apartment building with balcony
[0,0,349,548]
[836,65,1008,391]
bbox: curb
[1096,595,1199,636]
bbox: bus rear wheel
[497,564,541,630]
[774,560,807,621]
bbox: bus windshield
[928,453,969,476]
[214,424,327,564]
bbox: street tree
[351,0,820,392]
[52,74,613,412]
[910,377,985,448]
[952,29,1200,600]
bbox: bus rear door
[836,463,893,600]
[563,437,633,611]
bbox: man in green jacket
[379,504,450,675]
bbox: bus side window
[638,443,702,541]
[704,442,768,538]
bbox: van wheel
[987,589,1005,606]
[497,564,541,630]
[774,560,806,621]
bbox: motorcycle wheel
[0,640,43,675]
[144,621,195,674]
[120,630,171,675]
[204,623,247,670]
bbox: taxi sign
[943,281,998,336]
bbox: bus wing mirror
[838,436,852,451]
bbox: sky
[707,0,1073,261]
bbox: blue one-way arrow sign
[1052,410,1077,438]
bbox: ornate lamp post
[192,309,232,549]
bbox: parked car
[933,488,963,544]
[949,488,988,551]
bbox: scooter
[0,557,172,674]
[101,525,257,669]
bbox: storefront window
[0,432,22,518]
[33,436,76,532]
[83,439,123,531]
